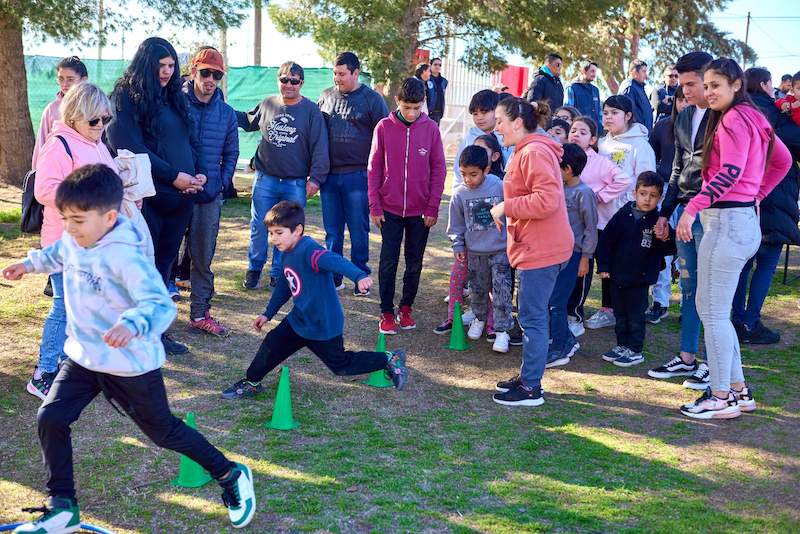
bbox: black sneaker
[648,355,699,379]
[682,362,710,390]
[14,496,80,533]
[601,345,627,362]
[742,321,780,345]
[486,331,497,343]
[433,320,452,335]
[243,270,261,290]
[508,320,524,346]
[353,286,370,297]
[733,384,756,412]
[645,303,669,324]
[495,374,521,393]
[26,371,57,401]
[268,276,278,290]
[43,277,53,297]
[221,379,265,400]
[492,383,544,407]
[385,350,408,390]
[162,334,189,355]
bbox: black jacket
[566,81,603,134]
[749,90,800,246]
[660,105,709,218]
[596,202,676,287]
[620,78,653,132]
[650,84,676,122]
[649,116,675,184]
[525,68,564,111]
[750,90,800,157]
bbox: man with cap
[181,46,239,337]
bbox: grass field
[0,178,799,533]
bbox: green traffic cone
[172,412,212,488]
[267,366,300,430]
[446,301,470,351]
[363,332,394,388]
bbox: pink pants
[447,256,494,331]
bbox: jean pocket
[725,209,759,247]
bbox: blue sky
[24,0,800,79]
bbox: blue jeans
[518,264,562,388]
[320,171,371,284]
[248,172,306,277]
[675,204,704,355]
[549,252,580,351]
[731,241,783,329]
[38,273,67,373]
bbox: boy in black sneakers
[3,165,255,533]
[595,171,676,368]
[222,201,407,400]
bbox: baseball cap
[193,48,225,72]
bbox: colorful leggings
[447,255,494,331]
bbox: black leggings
[142,193,195,285]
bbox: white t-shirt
[690,107,707,148]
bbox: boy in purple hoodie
[368,77,446,334]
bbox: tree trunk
[384,2,424,105]
[254,0,262,66]
[0,21,34,186]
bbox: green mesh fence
[26,55,364,162]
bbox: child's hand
[654,217,670,240]
[454,251,466,263]
[578,257,590,277]
[781,102,791,112]
[253,314,270,331]
[2,263,28,281]
[103,324,134,348]
[599,272,610,279]
[371,213,385,229]
[356,276,373,294]
[423,215,437,228]
[490,202,505,231]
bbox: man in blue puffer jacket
[182,47,239,337]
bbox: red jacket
[367,112,446,218]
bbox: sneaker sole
[585,322,615,329]
[468,333,483,341]
[601,354,623,362]
[492,396,545,407]
[191,326,231,338]
[646,313,668,325]
[432,328,451,335]
[492,344,509,353]
[230,463,256,528]
[399,325,416,331]
[613,358,644,368]
[379,329,398,335]
[545,356,570,368]
[680,406,741,420]
[26,381,47,401]
[738,400,757,412]
[509,340,524,346]
[683,380,710,390]
[647,369,697,379]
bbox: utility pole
[98,0,104,61]
[254,0,262,66]
[743,11,751,68]
[220,26,228,97]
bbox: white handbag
[115,149,155,201]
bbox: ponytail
[497,97,550,132]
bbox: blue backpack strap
[55,135,73,162]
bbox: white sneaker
[334,282,345,291]
[585,309,616,329]
[492,332,510,353]
[467,318,485,340]
[462,308,476,325]
[567,316,585,337]
[221,462,256,528]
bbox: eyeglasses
[87,116,112,127]
[279,77,302,86]
[199,69,224,81]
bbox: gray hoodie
[447,174,507,254]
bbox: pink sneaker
[190,312,230,338]
[680,388,741,419]
[397,305,416,330]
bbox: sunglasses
[279,77,302,86]
[199,68,224,81]
[668,74,679,78]
[87,116,112,127]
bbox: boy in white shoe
[3,166,255,533]
[447,146,513,352]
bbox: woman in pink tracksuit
[678,58,792,420]
[368,77,446,335]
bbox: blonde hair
[59,82,112,126]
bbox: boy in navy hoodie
[222,201,408,399]
[595,171,676,367]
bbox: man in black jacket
[566,60,603,133]
[648,51,713,388]
[650,65,678,122]
[427,57,448,124]
[318,52,389,294]
[618,59,653,132]
[524,53,564,110]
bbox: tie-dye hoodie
[23,216,176,376]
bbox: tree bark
[384,2,424,105]
[0,20,34,186]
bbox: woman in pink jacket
[678,58,792,420]
[28,82,118,401]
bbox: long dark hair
[497,97,550,132]
[571,115,599,151]
[475,134,506,176]
[112,37,191,138]
[701,57,773,171]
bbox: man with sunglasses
[179,47,239,337]
[318,51,389,295]
[651,65,679,123]
[238,61,329,290]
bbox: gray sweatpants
[696,207,760,391]
[189,197,223,319]
[467,250,513,332]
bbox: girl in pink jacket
[28,82,118,402]
[678,58,792,420]
[565,116,632,329]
